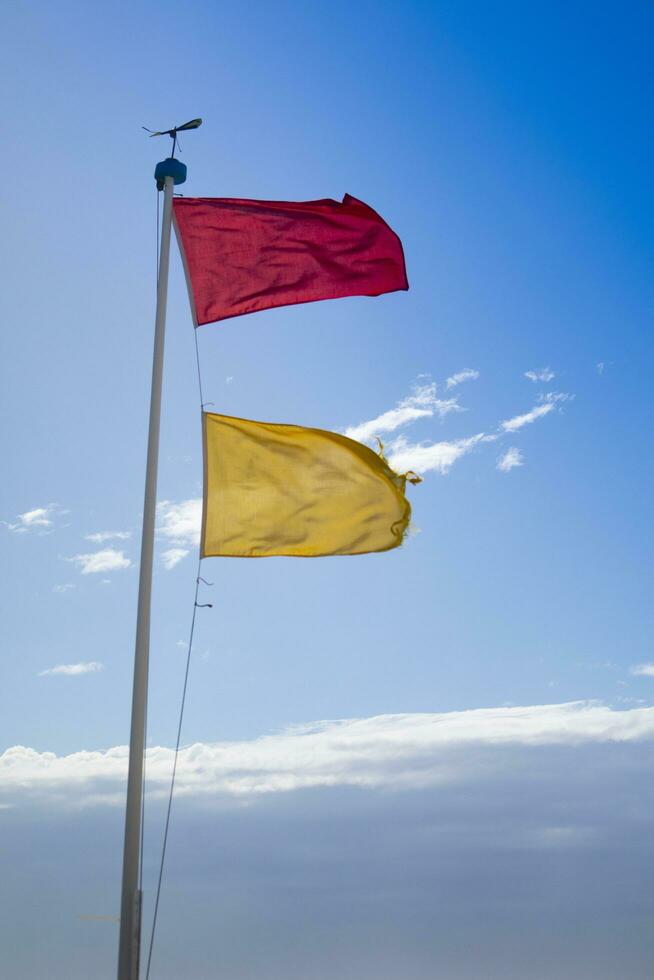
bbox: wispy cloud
[68,549,131,575]
[53,583,76,594]
[501,403,554,432]
[156,499,201,570]
[345,381,461,444]
[445,368,479,390]
[631,663,654,678]
[2,701,654,807]
[84,531,131,544]
[388,433,486,475]
[497,447,524,472]
[38,662,104,677]
[525,368,555,383]
[501,392,571,433]
[343,379,573,481]
[542,391,572,404]
[4,503,66,534]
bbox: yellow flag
[201,413,419,558]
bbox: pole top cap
[154,158,187,191]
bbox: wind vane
[142,117,202,191]
[142,117,202,159]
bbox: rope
[139,699,147,896]
[193,321,206,409]
[144,563,202,979]
[144,297,209,979]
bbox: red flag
[173,194,408,325]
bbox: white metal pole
[117,172,176,980]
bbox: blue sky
[1,2,654,977]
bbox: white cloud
[631,663,654,678]
[497,447,524,472]
[84,531,131,544]
[597,362,605,375]
[2,701,654,807]
[156,499,201,569]
[4,503,66,534]
[68,549,131,575]
[388,433,486,475]
[500,392,571,434]
[38,662,104,677]
[501,402,555,432]
[525,368,555,383]
[540,391,572,404]
[16,506,53,528]
[53,583,76,594]
[445,368,479,389]
[500,391,574,432]
[345,381,574,481]
[157,499,202,548]
[161,547,189,570]
[345,382,461,444]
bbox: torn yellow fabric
[202,413,417,558]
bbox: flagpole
[117,154,187,980]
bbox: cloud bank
[3,701,654,808]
